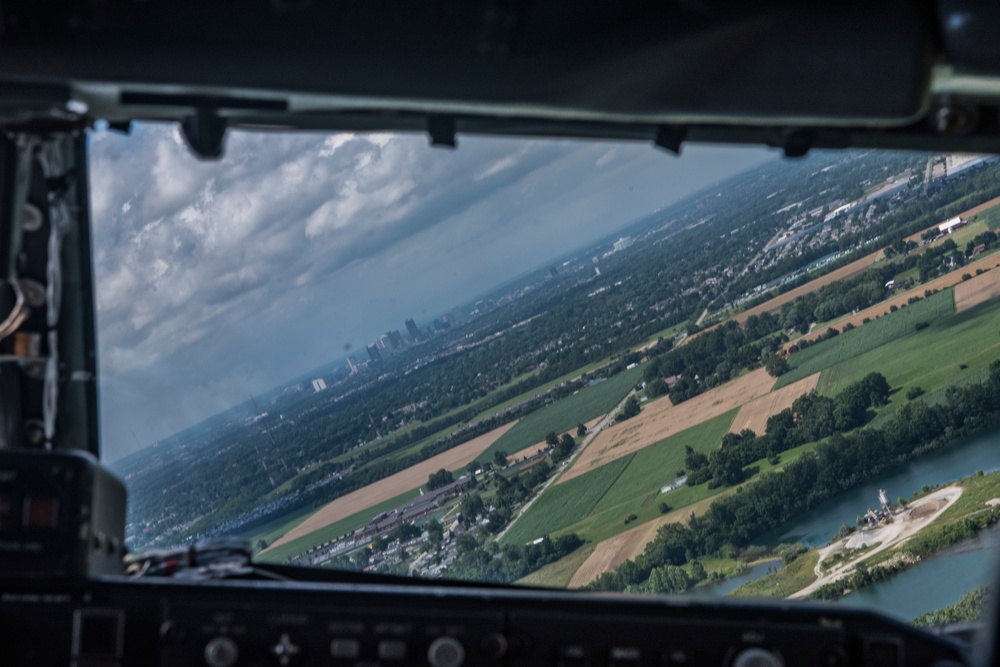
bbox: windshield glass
[96,124,1000,626]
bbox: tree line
[587,362,1000,592]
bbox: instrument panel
[0,575,973,667]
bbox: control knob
[204,637,239,667]
[428,637,465,667]
[731,647,783,667]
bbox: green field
[515,543,597,588]
[870,365,991,428]
[481,366,643,462]
[255,487,421,563]
[817,295,1000,409]
[775,289,956,389]
[975,206,1000,232]
[589,410,737,515]
[501,454,635,545]
[547,438,823,546]
[729,551,820,598]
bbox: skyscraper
[405,318,420,341]
[367,344,382,363]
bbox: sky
[89,123,773,461]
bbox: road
[789,486,963,599]
[494,389,637,543]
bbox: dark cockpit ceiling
[4,1,1000,157]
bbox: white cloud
[89,123,772,460]
[474,155,519,181]
[596,147,618,167]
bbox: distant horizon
[91,124,773,462]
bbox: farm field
[254,488,420,563]
[775,290,955,389]
[481,366,643,464]
[954,268,1000,312]
[732,252,884,324]
[264,421,517,552]
[507,417,602,462]
[464,356,618,425]
[729,374,820,435]
[588,410,737,516]
[567,492,730,587]
[904,193,1000,242]
[981,205,1000,231]
[817,295,1000,409]
[560,439,828,586]
[561,368,776,482]
[781,251,1000,352]
[500,455,635,545]
[633,321,688,352]
[516,543,597,588]
[869,363,992,429]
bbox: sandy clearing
[568,493,727,588]
[955,267,1000,312]
[568,532,636,588]
[785,254,1000,349]
[265,421,517,551]
[729,373,820,436]
[559,369,774,484]
[790,485,963,598]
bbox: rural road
[494,389,638,543]
[789,486,963,599]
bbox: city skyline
[91,124,772,461]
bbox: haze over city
[90,123,770,461]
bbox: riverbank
[790,486,963,598]
[731,468,1000,607]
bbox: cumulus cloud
[90,124,772,460]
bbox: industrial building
[938,217,967,235]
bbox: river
[761,429,1000,547]
[837,524,1000,619]
[750,428,1000,620]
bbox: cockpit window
[98,124,1000,625]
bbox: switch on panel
[72,609,124,663]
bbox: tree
[459,493,486,526]
[493,450,508,468]
[576,423,588,438]
[455,533,478,555]
[552,433,576,462]
[709,446,744,487]
[425,519,444,544]
[617,396,641,422]
[392,522,421,543]
[545,432,559,447]
[859,372,891,407]
[764,354,788,377]
[684,445,709,471]
[427,468,454,490]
